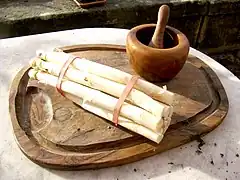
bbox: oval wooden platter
[9,44,228,170]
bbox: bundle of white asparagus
[28,50,175,143]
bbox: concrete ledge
[0,0,239,53]
[208,0,240,15]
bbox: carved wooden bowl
[126,24,190,82]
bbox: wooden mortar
[126,6,190,82]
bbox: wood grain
[9,44,228,170]
[126,24,190,82]
[148,5,170,48]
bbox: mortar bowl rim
[127,24,189,53]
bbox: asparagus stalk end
[36,50,45,58]
[28,69,39,80]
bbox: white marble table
[0,28,240,180]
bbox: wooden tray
[9,44,228,170]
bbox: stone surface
[0,0,207,44]
[208,0,240,15]
[0,0,239,53]
[0,0,207,21]
[0,28,240,180]
[169,16,202,47]
[197,13,240,52]
[209,50,240,78]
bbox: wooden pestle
[148,5,170,49]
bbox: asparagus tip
[29,57,40,67]
[36,50,44,57]
[28,69,38,80]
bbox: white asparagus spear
[31,58,171,118]
[37,51,175,105]
[28,69,164,132]
[65,93,164,143]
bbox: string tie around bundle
[113,75,139,126]
[56,55,78,97]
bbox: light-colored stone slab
[0,28,240,180]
